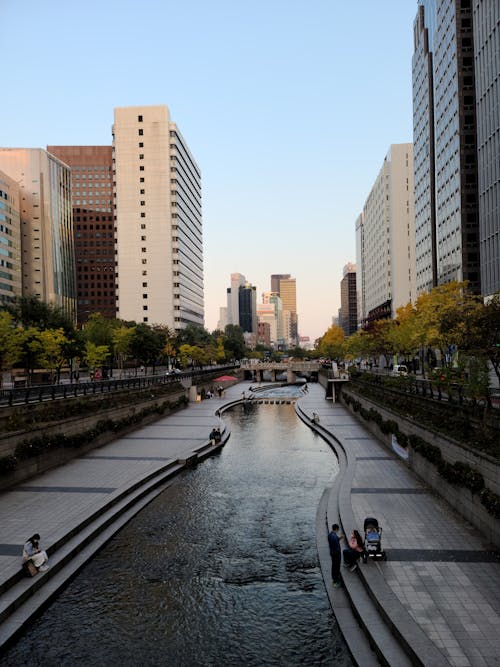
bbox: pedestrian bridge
[240,360,321,383]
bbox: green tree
[0,312,22,384]
[113,325,136,377]
[83,341,110,378]
[223,324,245,361]
[5,295,74,335]
[129,323,165,373]
[31,328,69,383]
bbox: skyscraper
[473,1,500,298]
[412,0,481,295]
[270,274,298,346]
[340,263,358,336]
[0,149,76,321]
[113,106,204,330]
[47,146,115,325]
[356,144,415,327]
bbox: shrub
[480,488,500,519]
[0,454,18,476]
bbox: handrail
[0,365,239,408]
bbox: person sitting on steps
[23,533,49,573]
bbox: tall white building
[113,106,204,330]
[356,144,415,326]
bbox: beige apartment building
[113,106,204,330]
[0,149,76,320]
[0,170,22,304]
[356,144,415,326]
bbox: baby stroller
[362,517,386,562]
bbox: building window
[143,293,148,299]
[138,115,143,122]
[140,212,145,218]
[139,154,144,160]
[140,166,144,171]
[143,305,148,311]
[138,129,143,136]
[140,189,145,194]
[139,142,144,148]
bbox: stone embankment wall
[342,388,500,548]
[0,388,188,491]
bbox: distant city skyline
[1,0,418,341]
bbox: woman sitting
[343,530,364,571]
[23,533,49,572]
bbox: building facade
[0,149,76,321]
[356,144,416,327]
[340,263,358,336]
[473,0,500,297]
[48,146,115,325]
[113,106,204,330]
[412,0,481,296]
[226,272,246,326]
[270,274,298,346]
[0,170,22,304]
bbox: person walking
[328,524,343,588]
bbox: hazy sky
[1,0,418,341]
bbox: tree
[415,282,482,369]
[5,295,74,335]
[129,324,165,372]
[462,292,500,384]
[385,304,421,367]
[113,325,136,377]
[31,328,69,383]
[0,312,22,384]
[83,341,110,378]
[316,325,345,361]
[223,325,245,361]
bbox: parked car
[391,364,408,376]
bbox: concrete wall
[342,388,500,547]
[0,389,187,491]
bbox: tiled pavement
[0,391,237,586]
[1,380,499,666]
[298,384,500,667]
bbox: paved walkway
[1,381,499,666]
[0,389,237,587]
[299,383,500,667]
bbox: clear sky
[1,0,418,342]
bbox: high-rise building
[0,170,22,305]
[47,146,115,325]
[270,274,290,294]
[356,144,415,327]
[257,300,278,343]
[340,263,358,336]
[270,274,298,346]
[0,149,76,321]
[355,213,365,325]
[473,1,500,298]
[226,272,246,326]
[412,0,480,295]
[257,321,271,347]
[113,106,204,330]
[238,282,257,334]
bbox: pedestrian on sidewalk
[343,530,364,572]
[22,533,49,573]
[328,524,343,588]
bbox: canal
[2,397,352,666]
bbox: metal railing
[0,365,239,408]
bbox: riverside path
[0,381,499,666]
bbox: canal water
[2,400,352,666]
